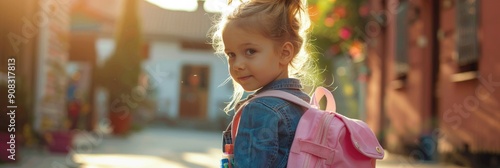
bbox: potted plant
[45,118,74,154]
[98,0,143,135]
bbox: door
[179,65,210,119]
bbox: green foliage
[308,0,369,55]
[98,0,143,101]
[307,0,369,84]
[307,0,371,118]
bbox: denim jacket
[222,78,310,168]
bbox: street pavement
[1,124,466,168]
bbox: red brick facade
[366,0,500,157]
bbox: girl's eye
[245,49,256,55]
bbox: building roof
[140,1,218,42]
[71,0,219,42]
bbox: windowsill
[451,71,478,82]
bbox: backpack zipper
[319,113,335,166]
[320,113,334,145]
[303,112,333,167]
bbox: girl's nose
[232,58,245,71]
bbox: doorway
[179,65,210,119]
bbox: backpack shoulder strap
[253,87,336,112]
[252,90,312,109]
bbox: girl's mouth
[238,75,252,81]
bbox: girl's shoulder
[243,91,307,112]
[244,96,288,112]
[238,97,282,121]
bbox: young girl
[211,0,317,167]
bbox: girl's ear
[279,42,295,65]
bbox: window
[456,0,479,73]
[395,0,409,81]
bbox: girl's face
[222,22,289,91]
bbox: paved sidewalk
[0,126,467,168]
[376,152,466,168]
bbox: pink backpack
[241,87,385,168]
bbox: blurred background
[0,0,499,167]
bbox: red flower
[339,27,352,40]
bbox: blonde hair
[211,0,318,113]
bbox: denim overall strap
[222,122,232,153]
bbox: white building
[84,0,232,126]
